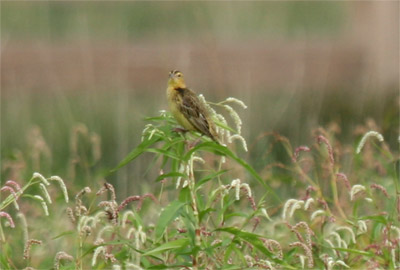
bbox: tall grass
[1,96,399,269]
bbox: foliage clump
[1,97,399,269]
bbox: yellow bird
[166,70,219,143]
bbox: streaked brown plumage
[166,70,219,142]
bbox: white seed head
[391,248,398,269]
[364,197,373,203]
[121,210,135,228]
[33,172,50,186]
[126,228,135,239]
[241,183,252,198]
[33,195,49,216]
[225,97,248,109]
[39,183,52,204]
[96,225,114,241]
[336,226,356,244]
[324,239,335,248]
[50,176,69,203]
[310,210,325,221]
[356,130,384,154]
[223,104,242,134]
[329,232,343,248]
[182,180,189,188]
[357,220,368,235]
[304,198,314,210]
[350,185,366,201]
[229,134,248,152]
[282,199,304,219]
[192,156,205,164]
[92,246,106,266]
[261,208,272,221]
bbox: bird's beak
[169,73,174,79]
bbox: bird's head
[168,70,186,88]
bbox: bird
[166,70,220,143]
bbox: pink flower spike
[1,186,16,196]
[293,146,311,162]
[5,180,21,191]
[0,211,15,228]
[336,173,351,190]
[317,135,334,166]
[370,184,389,198]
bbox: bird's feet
[173,127,188,134]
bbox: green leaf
[216,227,295,268]
[195,169,229,189]
[52,230,75,240]
[109,136,162,174]
[333,247,374,256]
[143,238,190,256]
[360,215,388,225]
[155,200,186,242]
[146,148,181,160]
[156,172,186,182]
[184,142,280,202]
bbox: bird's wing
[178,89,215,140]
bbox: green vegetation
[1,2,346,40]
[1,96,398,269]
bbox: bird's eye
[177,73,182,77]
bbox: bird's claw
[173,127,188,134]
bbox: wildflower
[49,176,69,203]
[23,239,42,259]
[370,183,389,198]
[96,225,114,241]
[263,239,283,259]
[350,185,366,201]
[0,211,15,228]
[92,246,106,266]
[97,182,117,202]
[261,208,272,221]
[291,222,314,249]
[323,255,350,270]
[357,220,368,235]
[293,146,311,162]
[33,195,49,216]
[310,210,326,221]
[289,242,313,268]
[335,173,351,190]
[282,199,304,219]
[33,172,50,185]
[5,180,21,191]
[336,226,356,244]
[229,134,248,151]
[192,156,205,164]
[225,97,248,109]
[329,232,343,248]
[356,130,384,154]
[39,183,52,204]
[223,104,242,134]
[1,186,19,210]
[257,259,275,270]
[54,251,74,270]
[317,135,334,166]
[66,207,76,224]
[121,210,135,228]
[304,198,314,210]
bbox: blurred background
[1,1,399,196]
